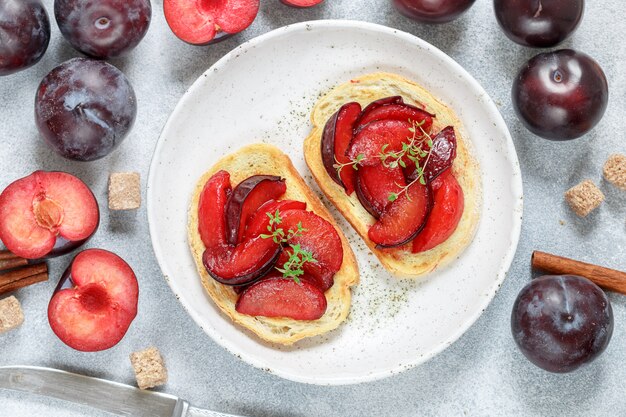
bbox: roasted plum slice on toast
[347,119,415,166]
[412,170,464,253]
[0,171,99,259]
[225,175,286,244]
[321,102,362,194]
[355,103,434,132]
[273,209,343,292]
[236,274,327,320]
[164,0,259,45]
[406,126,457,183]
[198,170,281,286]
[243,199,306,241]
[48,248,138,351]
[355,164,406,218]
[368,181,432,248]
[357,96,404,119]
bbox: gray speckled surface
[1,0,625,416]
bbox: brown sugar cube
[565,180,605,217]
[130,347,167,390]
[0,296,24,334]
[109,172,141,210]
[603,153,626,190]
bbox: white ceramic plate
[148,20,523,385]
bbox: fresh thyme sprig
[327,117,434,204]
[259,209,305,244]
[333,153,365,176]
[379,119,431,170]
[387,121,435,202]
[259,209,317,283]
[276,244,318,284]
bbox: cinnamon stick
[0,250,28,272]
[532,250,626,295]
[0,263,48,294]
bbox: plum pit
[33,195,64,232]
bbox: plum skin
[34,57,137,161]
[54,0,152,59]
[512,49,608,141]
[0,0,51,76]
[392,0,476,24]
[494,0,584,48]
[511,275,613,373]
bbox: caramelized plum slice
[412,171,464,253]
[347,119,414,167]
[407,126,457,183]
[321,102,362,194]
[225,175,286,244]
[356,103,434,132]
[48,249,138,352]
[202,237,280,286]
[197,170,231,250]
[358,96,404,120]
[197,170,280,286]
[277,209,343,291]
[0,171,99,259]
[243,199,306,241]
[236,276,327,320]
[356,165,406,218]
[369,181,432,248]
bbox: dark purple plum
[55,0,151,59]
[512,49,608,141]
[392,0,476,24]
[0,0,50,76]
[511,275,613,373]
[35,58,137,161]
[494,0,583,48]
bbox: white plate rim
[147,19,524,385]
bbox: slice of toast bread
[304,72,482,277]
[188,144,359,345]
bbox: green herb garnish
[259,209,317,283]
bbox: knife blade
[0,366,242,417]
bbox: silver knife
[0,365,243,417]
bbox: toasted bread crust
[304,72,482,277]
[188,144,359,345]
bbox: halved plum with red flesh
[225,175,286,245]
[355,103,434,133]
[274,209,342,291]
[197,171,280,286]
[347,119,414,167]
[355,165,406,218]
[321,102,361,194]
[0,171,99,259]
[407,126,457,183]
[243,199,306,241]
[163,0,259,45]
[280,0,324,7]
[47,249,138,352]
[198,170,231,250]
[412,171,464,253]
[368,181,432,248]
[236,276,327,320]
